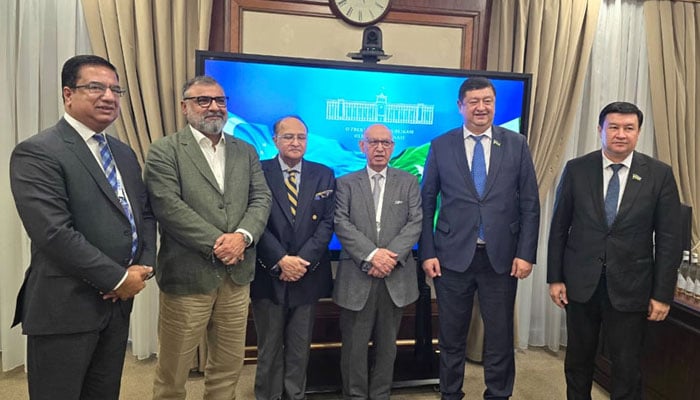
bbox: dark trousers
[252,298,316,400]
[26,301,130,400]
[339,278,404,400]
[565,275,646,400]
[434,248,517,400]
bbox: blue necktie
[604,164,623,227]
[471,135,487,240]
[94,134,138,261]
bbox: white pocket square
[314,189,334,200]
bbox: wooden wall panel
[209,0,491,69]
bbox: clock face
[330,0,392,26]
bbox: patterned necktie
[604,164,623,227]
[471,135,487,240]
[93,134,138,261]
[286,169,298,218]
[372,173,383,211]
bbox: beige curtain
[80,0,213,163]
[487,0,601,199]
[644,1,700,247]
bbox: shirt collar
[278,156,302,173]
[190,125,225,147]
[366,166,387,179]
[463,125,493,141]
[64,113,99,143]
[601,150,633,170]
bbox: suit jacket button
[218,204,224,209]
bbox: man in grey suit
[251,116,335,400]
[9,54,156,400]
[334,124,423,399]
[145,76,272,399]
[420,77,540,399]
[548,102,682,399]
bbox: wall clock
[329,0,392,27]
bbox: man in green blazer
[145,76,271,399]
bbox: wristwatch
[241,232,252,247]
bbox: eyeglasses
[364,139,394,148]
[73,82,126,97]
[277,134,307,142]
[183,96,228,108]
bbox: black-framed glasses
[183,96,228,108]
[364,139,394,148]
[73,82,127,97]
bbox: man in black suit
[9,55,156,400]
[420,77,540,399]
[548,101,682,399]
[250,116,335,400]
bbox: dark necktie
[286,169,298,218]
[471,135,487,240]
[93,134,138,261]
[604,164,623,227]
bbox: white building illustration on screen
[326,93,434,125]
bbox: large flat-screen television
[195,50,533,251]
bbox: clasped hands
[213,232,247,265]
[103,264,153,302]
[367,248,398,278]
[277,255,310,282]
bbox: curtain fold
[488,0,601,200]
[487,0,602,351]
[644,1,700,248]
[80,0,213,163]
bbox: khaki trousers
[153,276,250,400]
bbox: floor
[0,346,608,399]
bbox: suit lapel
[58,122,122,212]
[379,169,400,241]
[264,159,296,226]
[614,152,646,225]
[180,127,222,193]
[448,130,478,197]
[357,171,377,240]
[483,128,504,198]
[587,152,607,227]
[295,160,317,227]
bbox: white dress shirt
[463,125,493,172]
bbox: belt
[476,243,486,250]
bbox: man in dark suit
[145,76,271,399]
[9,54,156,400]
[250,116,335,400]
[334,124,423,399]
[547,101,682,400]
[420,77,540,399]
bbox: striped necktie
[93,134,138,261]
[286,169,299,218]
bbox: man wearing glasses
[333,124,423,399]
[9,54,156,399]
[250,116,336,400]
[145,76,271,399]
